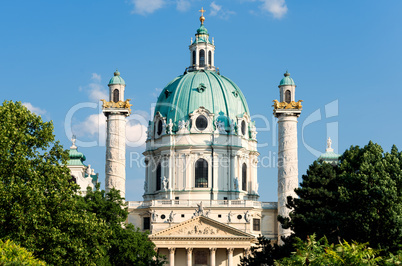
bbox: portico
[150,216,255,266]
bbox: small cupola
[278,71,296,103]
[108,69,126,103]
[188,8,216,72]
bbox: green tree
[240,235,292,266]
[78,184,164,266]
[280,141,402,253]
[0,239,46,265]
[0,101,110,265]
[275,234,382,265]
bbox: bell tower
[188,8,216,72]
[101,70,132,198]
[273,71,302,243]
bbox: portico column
[169,247,176,266]
[186,248,193,266]
[210,248,216,266]
[227,248,234,266]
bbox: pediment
[150,216,254,239]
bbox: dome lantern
[188,8,216,72]
[278,71,296,103]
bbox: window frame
[156,163,161,191]
[195,158,208,188]
[253,218,261,231]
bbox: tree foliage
[78,185,164,266]
[280,141,402,253]
[240,235,292,266]
[0,239,46,265]
[275,234,382,265]
[0,101,111,265]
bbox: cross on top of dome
[199,7,205,25]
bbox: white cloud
[260,0,288,19]
[81,73,108,102]
[22,102,47,116]
[91,73,101,82]
[73,112,148,148]
[210,2,221,16]
[74,113,107,145]
[131,0,165,15]
[209,2,236,19]
[126,122,147,148]
[88,82,108,102]
[176,0,191,12]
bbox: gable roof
[150,216,255,241]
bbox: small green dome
[154,70,249,130]
[67,147,86,166]
[279,71,296,86]
[108,69,125,85]
[196,25,209,35]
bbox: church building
[68,9,310,266]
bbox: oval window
[241,120,246,136]
[196,115,208,131]
[157,120,163,136]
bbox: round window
[196,115,208,131]
[161,214,166,220]
[241,120,246,136]
[237,214,242,220]
[157,120,163,135]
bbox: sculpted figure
[228,211,233,223]
[193,202,204,217]
[168,211,176,223]
[234,177,239,191]
[167,119,173,134]
[162,176,169,190]
[150,210,158,222]
[178,120,189,131]
[230,119,235,134]
[273,99,280,109]
[100,99,112,108]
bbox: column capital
[209,247,217,252]
[169,247,176,254]
[227,247,234,254]
[186,247,193,254]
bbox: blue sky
[1,0,402,202]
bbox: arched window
[195,159,208,188]
[199,50,205,67]
[242,163,247,191]
[113,89,119,103]
[156,163,161,191]
[208,51,212,65]
[192,50,196,65]
[285,90,291,103]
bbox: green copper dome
[108,70,125,85]
[279,71,296,86]
[67,147,86,166]
[197,25,209,35]
[154,70,250,130]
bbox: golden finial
[199,7,205,25]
